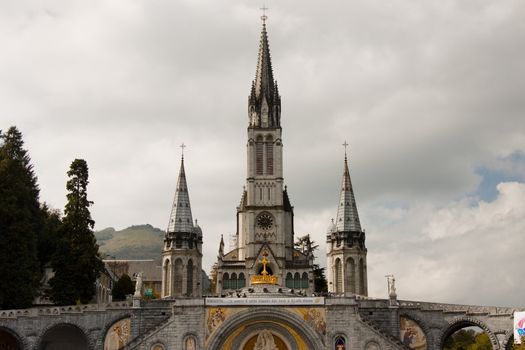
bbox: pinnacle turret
[248,21,281,128]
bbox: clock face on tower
[256,213,273,231]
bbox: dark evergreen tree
[313,264,328,293]
[111,274,135,301]
[48,159,104,305]
[37,203,61,269]
[0,127,41,309]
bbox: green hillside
[95,224,164,259]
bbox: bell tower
[327,144,368,295]
[215,17,313,295]
[162,149,203,298]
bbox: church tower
[162,154,203,298]
[326,148,368,295]
[215,18,314,295]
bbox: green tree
[37,203,62,269]
[313,264,328,293]
[294,234,328,293]
[48,159,104,305]
[0,127,41,309]
[111,274,135,301]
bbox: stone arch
[358,258,365,294]
[100,314,132,350]
[438,317,499,350]
[286,272,293,288]
[0,326,24,350]
[173,258,183,295]
[207,307,325,350]
[163,258,171,297]
[399,313,432,349]
[37,322,92,350]
[293,272,301,289]
[364,339,382,350]
[187,259,194,296]
[223,272,230,290]
[301,272,308,289]
[345,257,356,293]
[333,333,347,349]
[148,340,166,350]
[503,332,515,350]
[335,258,343,293]
[182,332,199,350]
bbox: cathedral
[0,16,521,350]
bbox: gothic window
[238,273,246,288]
[184,336,197,350]
[266,136,273,175]
[285,273,293,288]
[359,258,365,294]
[335,335,346,350]
[301,272,309,289]
[346,257,356,294]
[231,273,238,290]
[174,259,183,295]
[293,272,301,289]
[256,136,264,175]
[335,258,343,294]
[176,238,182,248]
[267,187,271,201]
[187,260,194,296]
[223,273,230,290]
[163,259,171,297]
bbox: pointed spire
[167,155,194,233]
[335,144,362,232]
[248,18,281,128]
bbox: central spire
[248,18,281,128]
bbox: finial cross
[180,143,186,158]
[260,5,269,22]
[342,140,349,158]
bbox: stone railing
[0,300,133,319]
[397,300,521,315]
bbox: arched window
[223,273,230,290]
[301,272,309,289]
[335,335,346,350]
[187,260,194,296]
[164,259,171,297]
[256,136,263,175]
[294,272,301,289]
[346,257,356,294]
[359,258,365,294]
[174,259,183,295]
[238,273,246,288]
[231,273,238,290]
[285,273,293,288]
[335,258,343,294]
[265,136,273,175]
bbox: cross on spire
[260,5,269,22]
[180,143,186,159]
[342,141,349,159]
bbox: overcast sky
[1,0,524,307]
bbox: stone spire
[248,20,281,128]
[335,152,362,232]
[167,156,194,233]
